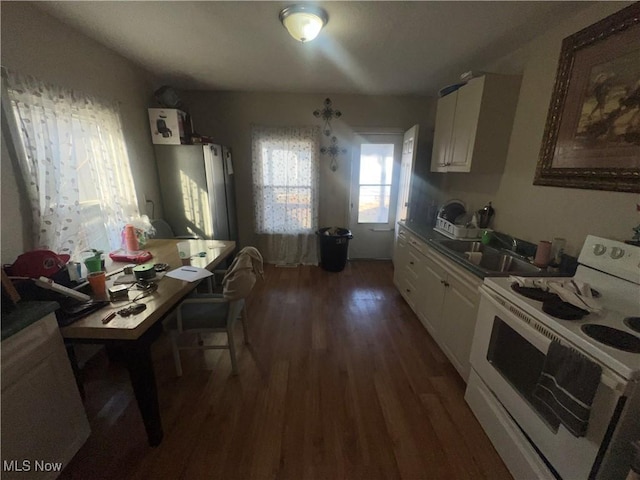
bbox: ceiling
[35,1,593,96]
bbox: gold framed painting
[534,3,640,193]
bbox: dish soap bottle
[477,202,495,228]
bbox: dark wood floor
[60,261,511,480]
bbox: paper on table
[165,266,214,283]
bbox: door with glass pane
[348,133,402,259]
[395,125,419,238]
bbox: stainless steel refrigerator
[154,144,237,240]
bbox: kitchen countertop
[399,221,491,278]
[1,300,60,341]
[399,221,575,279]
[399,220,446,243]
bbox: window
[251,126,320,265]
[357,143,394,223]
[251,126,319,234]
[4,70,140,258]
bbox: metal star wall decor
[313,98,342,136]
[320,136,347,172]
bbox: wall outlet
[144,196,155,218]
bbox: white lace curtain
[3,69,141,257]
[251,126,320,265]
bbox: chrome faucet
[491,231,519,252]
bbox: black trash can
[316,227,353,272]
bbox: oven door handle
[480,288,554,352]
[480,288,628,394]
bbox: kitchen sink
[430,238,544,276]
[437,240,493,254]
[478,251,542,274]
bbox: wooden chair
[167,292,250,376]
[167,246,262,376]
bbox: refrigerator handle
[224,150,234,175]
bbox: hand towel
[508,276,550,291]
[547,281,602,313]
[533,341,602,437]
[222,246,264,300]
[631,440,640,475]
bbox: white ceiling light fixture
[279,5,328,43]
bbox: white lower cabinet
[418,253,447,336]
[438,267,481,379]
[394,226,481,381]
[1,313,90,479]
[394,228,425,312]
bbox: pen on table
[182,268,198,272]
[102,312,117,324]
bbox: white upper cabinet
[431,93,457,172]
[431,74,521,173]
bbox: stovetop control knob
[593,243,607,256]
[610,247,624,259]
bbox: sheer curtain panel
[3,70,141,257]
[251,126,320,265]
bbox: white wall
[4,2,635,261]
[0,2,160,264]
[180,91,436,247]
[437,2,638,256]
[184,3,638,254]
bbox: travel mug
[84,255,102,274]
[124,224,139,253]
[534,240,552,267]
[87,271,107,298]
[177,241,191,265]
[551,237,566,265]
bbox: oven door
[468,286,627,480]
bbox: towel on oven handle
[533,341,602,437]
[631,441,640,475]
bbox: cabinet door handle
[409,261,414,265]
[440,280,450,287]
[406,288,411,293]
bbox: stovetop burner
[581,324,640,353]
[485,236,640,378]
[511,283,558,302]
[625,317,640,333]
[510,282,600,302]
[542,297,589,320]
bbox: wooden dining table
[60,239,236,447]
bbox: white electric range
[465,235,640,480]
